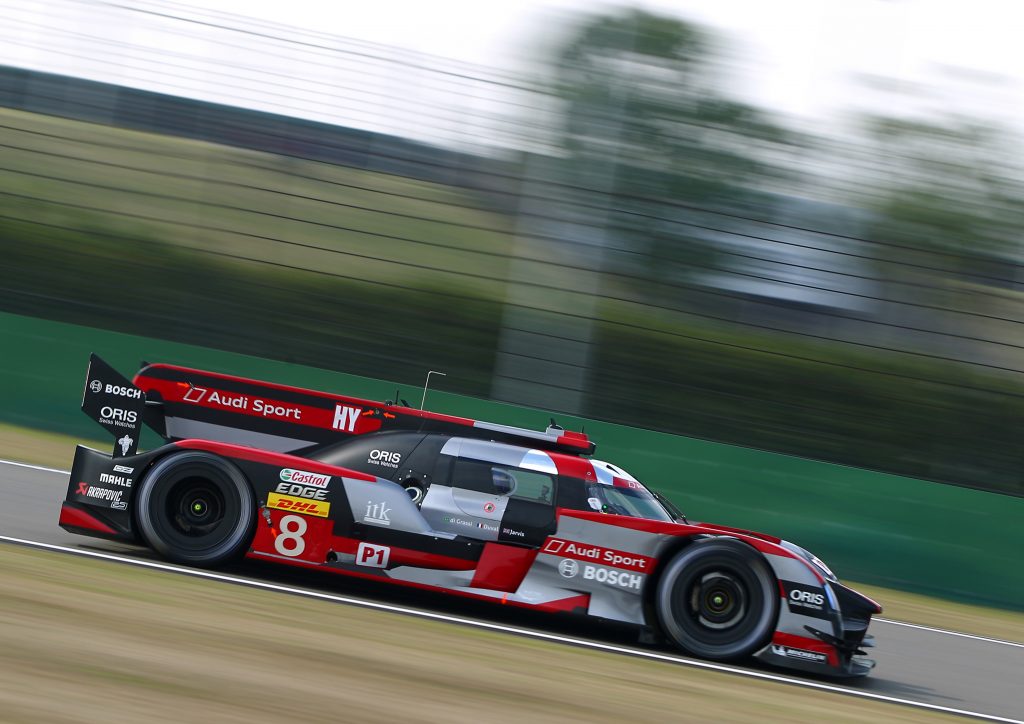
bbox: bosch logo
[89,379,102,393]
[582,565,642,590]
[558,559,579,578]
[789,589,825,606]
[104,384,142,399]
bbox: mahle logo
[279,468,330,488]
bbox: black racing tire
[135,451,256,566]
[655,539,778,661]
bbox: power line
[5,204,1024,393]
[4,139,1023,334]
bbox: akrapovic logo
[279,469,330,488]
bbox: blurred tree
[546,9,799,293]
[865,117,1024,285]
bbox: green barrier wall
[1,311,1021,610]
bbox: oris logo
[789,589,825,606]
[368,449,401,468]
[99,407,138,427]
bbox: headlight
[781,541,838,582]
[809,554,836,581]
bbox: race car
[60,355,880,677]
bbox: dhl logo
[267,492,331,518]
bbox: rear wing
[110,360,597,456]
[81,354,145,457]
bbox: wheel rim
[692,571,747,629]
[169,476,226,537]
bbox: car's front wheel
[135,451,255,566]
[655,539,778,660]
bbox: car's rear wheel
[136,451,255,566]
[655,539,778,660]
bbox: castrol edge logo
[542,538,653,573]
[279,468,331,488]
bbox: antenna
[421,371,447,410]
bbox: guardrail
[2,310,1021,609]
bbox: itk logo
[363,501,392,526]
[89,379,103,393]
[332,404,361,432]
[558,559,579,578]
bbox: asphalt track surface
[2,460,1021,723]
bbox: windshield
[586,459,675,522]
[585,482,675,522]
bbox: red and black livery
[60,355,881,677]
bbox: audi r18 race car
[60,355,881,677]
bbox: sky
[3,0,1024,145]
[181,0,1024,122]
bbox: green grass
[0,544,971,723]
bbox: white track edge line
[0,535,1020,724]
[876,618,1024,648]
[2,458,1022,648]
[0,458,70,475]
